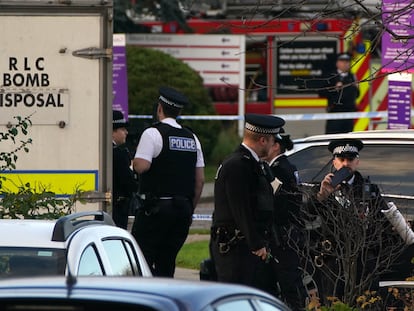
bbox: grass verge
[176,240,209,270]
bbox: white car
[287,130,414,219]
[0,211,152,278]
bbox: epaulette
[242,154,252,161]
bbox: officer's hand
[252,247,268,261]
[317,173,336,201]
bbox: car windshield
[288,143,414,217]
[0,247,66,278]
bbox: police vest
[141,122,197,198]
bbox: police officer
[309,138,392,304]
[112,110,139,229]
[132,86,205,277]
[211,113,284,295]
[263,129,307,310]
[320,53,360,134]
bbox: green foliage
[126,46,221,160]
[204,164,219,183]
[0,115,77,219]
[319,303,357,311]
[308,291,384,311]
[209,123,241,165]
[0,116,32,172]
[0,182,76,219]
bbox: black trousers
[273,245,308,311]
[210,238,278,296]
[112,199,129,230]
[132,198,192,277]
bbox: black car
[0,276,292,311]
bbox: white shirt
[134,118,205,167]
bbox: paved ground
[175,267,201,280]
[175,234,210,281]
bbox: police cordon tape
[193,214,212,221]
[130,111,394,121]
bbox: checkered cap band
[245,122,280,134]
[113,118,127,124]
[159,95,184,108]
[333,144,359,155]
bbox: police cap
[328,138,364,157]
[245,113,285,135]
[113,110,128,129]
[337,53,351,61]
[275,128,294,151]
[159,86,189,109]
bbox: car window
[289,144,414,197]
[214,299,254,311]
[78,244,104,276]
[124,240,142,276]
[102,239,134,276]
[256,299,287,310]
[0,247,65,278]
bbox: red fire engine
[134,17,375,130]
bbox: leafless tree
[292,182,411,305]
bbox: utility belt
[313,238,334,268]
[211,226,245,254]
[140,193,191,215]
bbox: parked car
[286,130,414,219]
[0,211,152,278]
[0,276,292,311]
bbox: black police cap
[328,138,364,157]
[274,128,294,151]
[113,110,128,129]
[159,86,189,109]
[244,114,285,135]
[337,53,351,61]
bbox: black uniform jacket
[303,170,393,248]
[213,144,274,251]
[270,155,302,228]
[113,143,138,202]
[319,71,359,113]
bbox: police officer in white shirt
[132,86,205,277]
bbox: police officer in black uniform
[308,139,394,304]
[132,86,205,277]
[112,110,139,229]
[263,129,307,310]
[211,113,285,295]
[320,53,360,134]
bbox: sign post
[127,34,246,135]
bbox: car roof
[0,219,64,248]
[0,212,131,248]
[292,130,414,144]
[0,277,284,311]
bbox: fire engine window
[245,39,267,102]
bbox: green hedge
[126,46,221,161]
